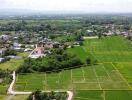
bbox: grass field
[13,36,132,99]
[0,59,23,70]
[0,52,29,71]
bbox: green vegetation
[0,95,29,100]
[75,90,132,100]
[0,69,11,94]
[14,63,131,91]
[67,46,97,64]
[114,62,132,87]
[17,49,83,73]
[0,59,23,70]
[2,49,17,57]
[28,90,67,100]
[55,35,76,43]
[83,36,132,62]
[0,15,132,100]
[17,52,30,58]
[13,36,132,100]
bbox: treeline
[17,49,83,73]
[0,20,82,32]
[28,90,67,100]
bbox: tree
[86,57,91,65]
[98,32,102,39]
[79,41,83,46]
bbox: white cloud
[0,0,132,13]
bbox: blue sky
[0,0,132,13]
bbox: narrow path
[81,68,86,82]
[7,71,73,100]
[103,90,105,100]
[92,67,102,90]
[6,95,14,100]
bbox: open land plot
[67,46,88,63]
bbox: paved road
[8,71,73,100]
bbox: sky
[0,0,132,13]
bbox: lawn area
[67,46,88,62]
[0,59,23,70]
[0,52,28,71]
[17,52,30,58]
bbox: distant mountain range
[0,8,41,16]
[0,8,132,17]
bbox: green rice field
[13,36,132,99]
[74,90,132,100]
[14,63,131,91]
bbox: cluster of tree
[86,57,98,65]
[17,49,83,73]
[27,90,67,100]
[0,19,82,33]
[54,35,76,43]
[82,15,132,25]
[3,49,17,56]
[0,69,12,84]
[0,69,10,78]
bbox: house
[44,43,53,49]
[0,58,4,63]
[0,48,7,56]
[28,47,46,59]
[13,42,22,51]
[86,30,94,36]
[6,56,22,60]
[103,31,113,36]
[121,32,128,37]
[24,48,33,52]
[0,35,10,41]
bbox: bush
[27,90,67,100]
[86,57,91,65]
